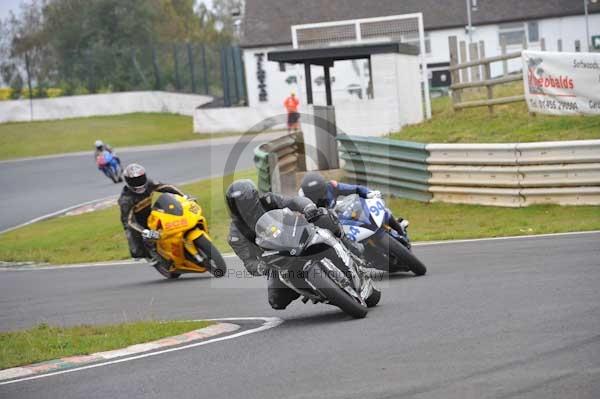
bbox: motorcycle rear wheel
[194,235,227,278]
[306,263,368,319]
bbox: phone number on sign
[528,98,579,111]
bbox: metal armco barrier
[254,132,304,194]
[337,135,432,201]
[337,135,600,207]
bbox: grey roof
[268,42,419,65]
[241,0,600,48]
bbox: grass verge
[0,167,598,264]
[390,83,600,143]
[0,320,213,369]
[387,198,600,241]
[0,169,256,264]
[0,113,238,160]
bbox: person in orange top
[284,92,300,133]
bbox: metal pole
[221,47,231,107]
[324,64,332,106]
[201,44,209,95]
[151,45,161,90]
[466,0,473,43]
[187,43,196,93]
[304,62,313,105]
[173,44,181,91]
[230,46,240,104]
[25,52,33,121]
[584,0,591,51]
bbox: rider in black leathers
[118,164,184,262]
[226,179,320,310]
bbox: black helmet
[300,172,328,207]
[123,163,148,194]
[226,179,264,228]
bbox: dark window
[499,22,525,46]
[528,21,539,42]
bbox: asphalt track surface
[0,134,274,232]
[1,232,599,398]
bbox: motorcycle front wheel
[194,235,227,278]
[306,263,368,319]
[378,234,427,276]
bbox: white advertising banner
[522,50,600,115]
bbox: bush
[46,88,63,98]
[0,87,12,100]
[72,86,90,95]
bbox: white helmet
[123,164,148,194]
[95,140,104,149]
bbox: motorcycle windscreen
[152,193,184,216]
[334,194,371,225]
[255,209,313,253]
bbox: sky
[0,0,215,21]
[0,0,23,21]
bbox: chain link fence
[4,42,246,107]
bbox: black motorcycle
[255,208,381,319]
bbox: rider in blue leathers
[94,139,121,178]
[299,171,408,237]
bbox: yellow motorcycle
[146,193,227,279]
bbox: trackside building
[240,0,600,111]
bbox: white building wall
[424,14,600,78]
[0,91,213,123]
[243,13,600,103]
[243,47,373,109]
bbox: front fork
[382,209,411,249]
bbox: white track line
[0,255,239,271]
[2,230,598,272]
[0,317,282,386]
[0,131,286,165]
[411,230,600,247]
[0,195,118,235]
[0,172,230,235]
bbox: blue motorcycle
[96,150,123,183]
[335,194,426,275]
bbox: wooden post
[469,42,480,82]
[478,41,486,87]
[459,40,468,83]
[522,35,528,50]
[575,40,581,52]
[448,36,461,108]
[557,39,563,52]
[501,37,508,77]
[479,41,491,110]
[540,38,546,51]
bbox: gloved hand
[142,229,161,240]
[246,260,268,277]
[256,260,269,276]
[303,203,320,222]
[367,190,382,199]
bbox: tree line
[0,0,242,98]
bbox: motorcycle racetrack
[1,232,598,399]
[0,134,277,232]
